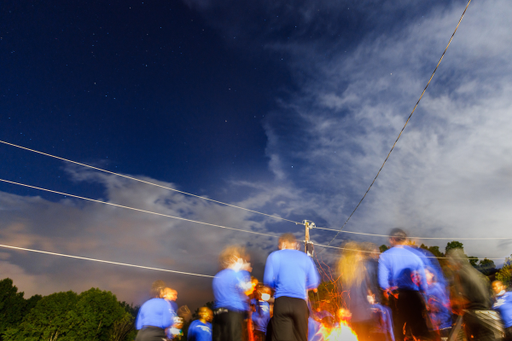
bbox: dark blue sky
[1,0,511,309]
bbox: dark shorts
[271,296,308,341]
[135,326,167,341]
[212,308,245,341]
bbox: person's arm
[161,300,173,328]
[263,253,276,289]
[306,256,320,290]
[378,255,391,292]
[135,308,144,330]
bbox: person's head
[198,306,213,323]
[162,287,178,301]
[389,228,407,246]
[219,245,247,270]
[278,233,297,250]
[493,280,506,295]
[150,280,166,298]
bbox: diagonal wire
[0,140,301,225]
[0,243,214,278]
[0,178,277,238]
[327,0,473,245]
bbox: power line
[0,139,301,225]
[327,0,473,245]
[311,242,506,260]
[0,178,277,238]
[315,226,512,241]
[0,243,214,278]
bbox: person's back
[378,246,426,292]
[264,248,319,299]
[263,233,320,341]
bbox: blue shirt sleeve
[378,254,391,290]
[263,252,276,289]
[306,256,320,290]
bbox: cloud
[0,168,292,308]
[258,0,512,262]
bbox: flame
[316,320,359,341]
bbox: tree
[496,255,512,287]
[477,258,496,276]
[445,241,464,255]
[0,278,28,336]
[420,244,444,258]
[3,291,79,341]
[379,244,389,253]
[4,288,132,341]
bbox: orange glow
[316,320,359,341]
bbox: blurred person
[162,287,180,340]
[362,242,383,303]
[424,267,452,340]
[447,248,497,341]
[338,242,373,340]
[378,228,432,341]
[264,233,320,341]
[212,245,252,341]
[251,284,272,341]
[492,280,512,340]
[188,307,213,341]
[136,280,174,341]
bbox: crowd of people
[134,229,512,341]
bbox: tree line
[0,278,137,341]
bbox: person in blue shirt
[251,284,272,341]
[378,228,432,341]
[135,280,174,341]
[212,245,252,341]
[188,307,213,341]
[264,233,320,341]
[493,280,512,341]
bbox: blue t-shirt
[251,299,271,333]
[264,249,320,300]
[494,291,512,328]
[308,317,322,341]
[378,246,426,292]
[212,268,250,311]
[426,282,452,330]
[136,298,174,330]
[188,320,212,341]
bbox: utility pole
[303,220,315,257]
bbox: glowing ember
[316,321,359,341]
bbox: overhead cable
[315,226,512,240]
[327,0,473,246]
[0,140,300,225]
[310,242,506,260]
[0,178,277,238]
[0,243,214,278]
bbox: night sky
[2,0,512,310]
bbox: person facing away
[188,307,213,341]
[447,248,497,341]
[493,280,512,340]
[212,245,252,341]
[378,228,432,341]
[264,233,320,341]
[136,280,174,341]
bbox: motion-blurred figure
[447,248,497,341]
[188,307,213,341]
[338,242,374,340]
[264,233,320,341]
[212,245,252,341]
[492,280,512,341]
[251,284,272,341]
[424,267,452,340]
[136,280,174,341]
[162,287,181,340]
[378,228,432,341]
